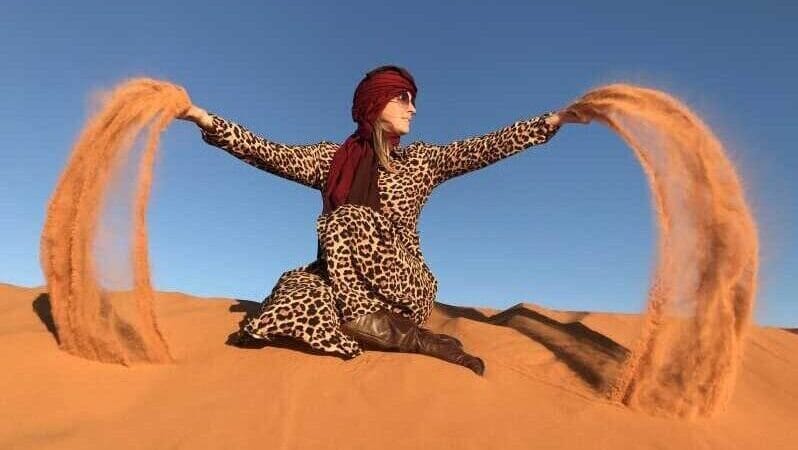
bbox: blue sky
[1,1,795,326]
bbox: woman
[179,65,582,376]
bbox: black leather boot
[341,310,485,376]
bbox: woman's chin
[386,124,410,136]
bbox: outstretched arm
[197,112,337,190]
[425,112,561,186]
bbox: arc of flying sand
[563,84,759,418]
[40,79,191,364]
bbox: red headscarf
[322,65,418,214]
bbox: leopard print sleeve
[424,112,561,186]
[200,112,338,190]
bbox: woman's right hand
[178,105,214,131]
[556,107,591,125]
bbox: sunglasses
[390,90,415,107]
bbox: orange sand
[565,85,759,418]
[39,79,190,364]
[1,282,795,450]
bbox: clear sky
[1,1,795,326]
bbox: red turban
[322,65,418,215]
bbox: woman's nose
[408,102,416,114]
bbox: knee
[276,269,302,285]
[275,269,326,292]
[326,204,373,236]
[328,204,368,224]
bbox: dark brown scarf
[317,66,418,261]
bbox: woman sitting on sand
[179,65,582,375]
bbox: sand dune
[1,282,795,449]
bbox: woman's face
[379,91,416,136]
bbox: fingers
[558,109,591,125]
[176,105,193,120]
[178,105,202,122]
[544,113,562,127]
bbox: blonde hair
[372,119,399,173]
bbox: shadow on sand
[436,302,629,392]
[32,293,59,345]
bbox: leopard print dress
[200,112,560,358]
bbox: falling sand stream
[565,84,759,418]
[40,78,190,364]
